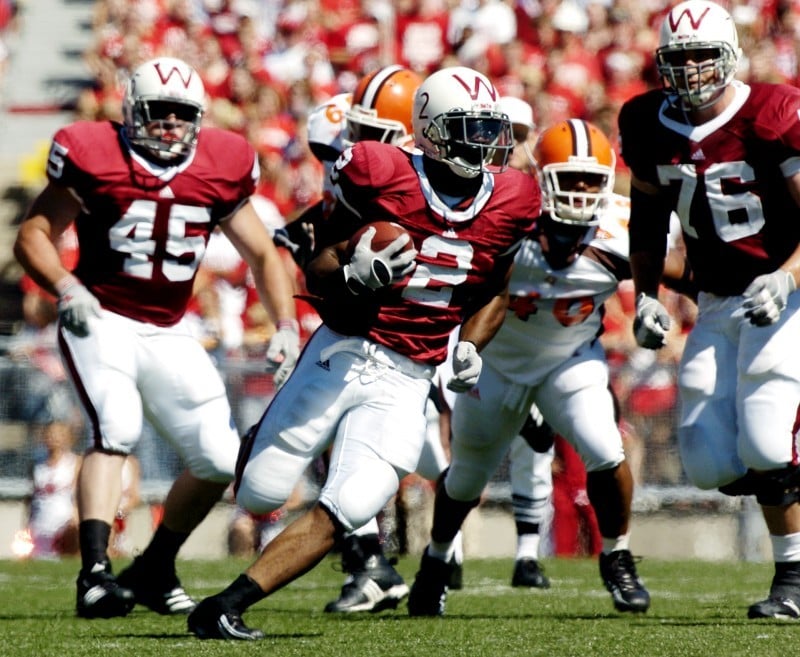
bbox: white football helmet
[656,0,741,110]
[307,93,352,163]
[412,66,513,178]
[122,57,206,162]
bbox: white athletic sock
[771,531,800,562]
[428,540,455,563]
[602,532,630,554]
[516,533,541,560]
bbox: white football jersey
[482,193,631,385]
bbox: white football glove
[447,341,482,393]
[633,292,671,349]
[343,227,417,293]
[266,319,300,389]
[742,269,796,326]
[55,276,101,337]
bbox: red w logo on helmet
[668,6,711,31]
[451,74,497,101]
[154,62,193,88]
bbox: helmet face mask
[424,111,513,176]
[346,106,407,145]
[655,0,741,110]
[413,66,513,178]
[533,119,615,226]
[122,57,206,163]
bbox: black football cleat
[324,553,409,613]
[76,561,135,619]
[407,548,454,617]
[748,596,800,620]
[511,558,550,589]
[188,597,265,640]
[599,550,650,613]
[117,556,196,615]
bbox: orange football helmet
[533,119,615,225]
[346,65,422,147]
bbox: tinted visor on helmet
[443,113,512,167]
[144,100,201,123]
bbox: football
[345,221,413,256]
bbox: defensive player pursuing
[407,119,691,616]
[186,65,539,640]
[619,0,800,619]
[13,57,300,619]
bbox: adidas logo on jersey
[316,359,330,371]
[691,149,705,161]
[159,186,175,198]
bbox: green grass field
[0,555,794,657]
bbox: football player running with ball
[187,65,539,640]
[306,65,465,615]
[13,57,300,620]
[619,0,800,619]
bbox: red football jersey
[619,82,800,296]
[322,141,540,365]
[47,121,258,326]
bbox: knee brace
[718,471,760,497]
[753,466,800,507]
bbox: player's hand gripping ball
[343,221,417,292]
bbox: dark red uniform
[320,140,540,364]
[619,82,800,296]
[48,121,258,326]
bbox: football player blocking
[621,0,800,620]
[13,57,300,619]
[186,65,537,640]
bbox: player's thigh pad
[535,343,623,471]
[237,338,361,512]
[738,301,800,471]
[448,364,528,501]
[138,327,238,481]
[59,313,143,452]
[318,371,430,532]
[677,300,743,488]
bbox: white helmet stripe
[567,118,590,158]
[360,65,403,109]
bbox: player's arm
[221,199,297,326]
[222,199,300,386]
[446,257,513,393]
[458,261,513,351]
[627,174,675,348]
[13,181,81,296]
[628,175,672,298]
